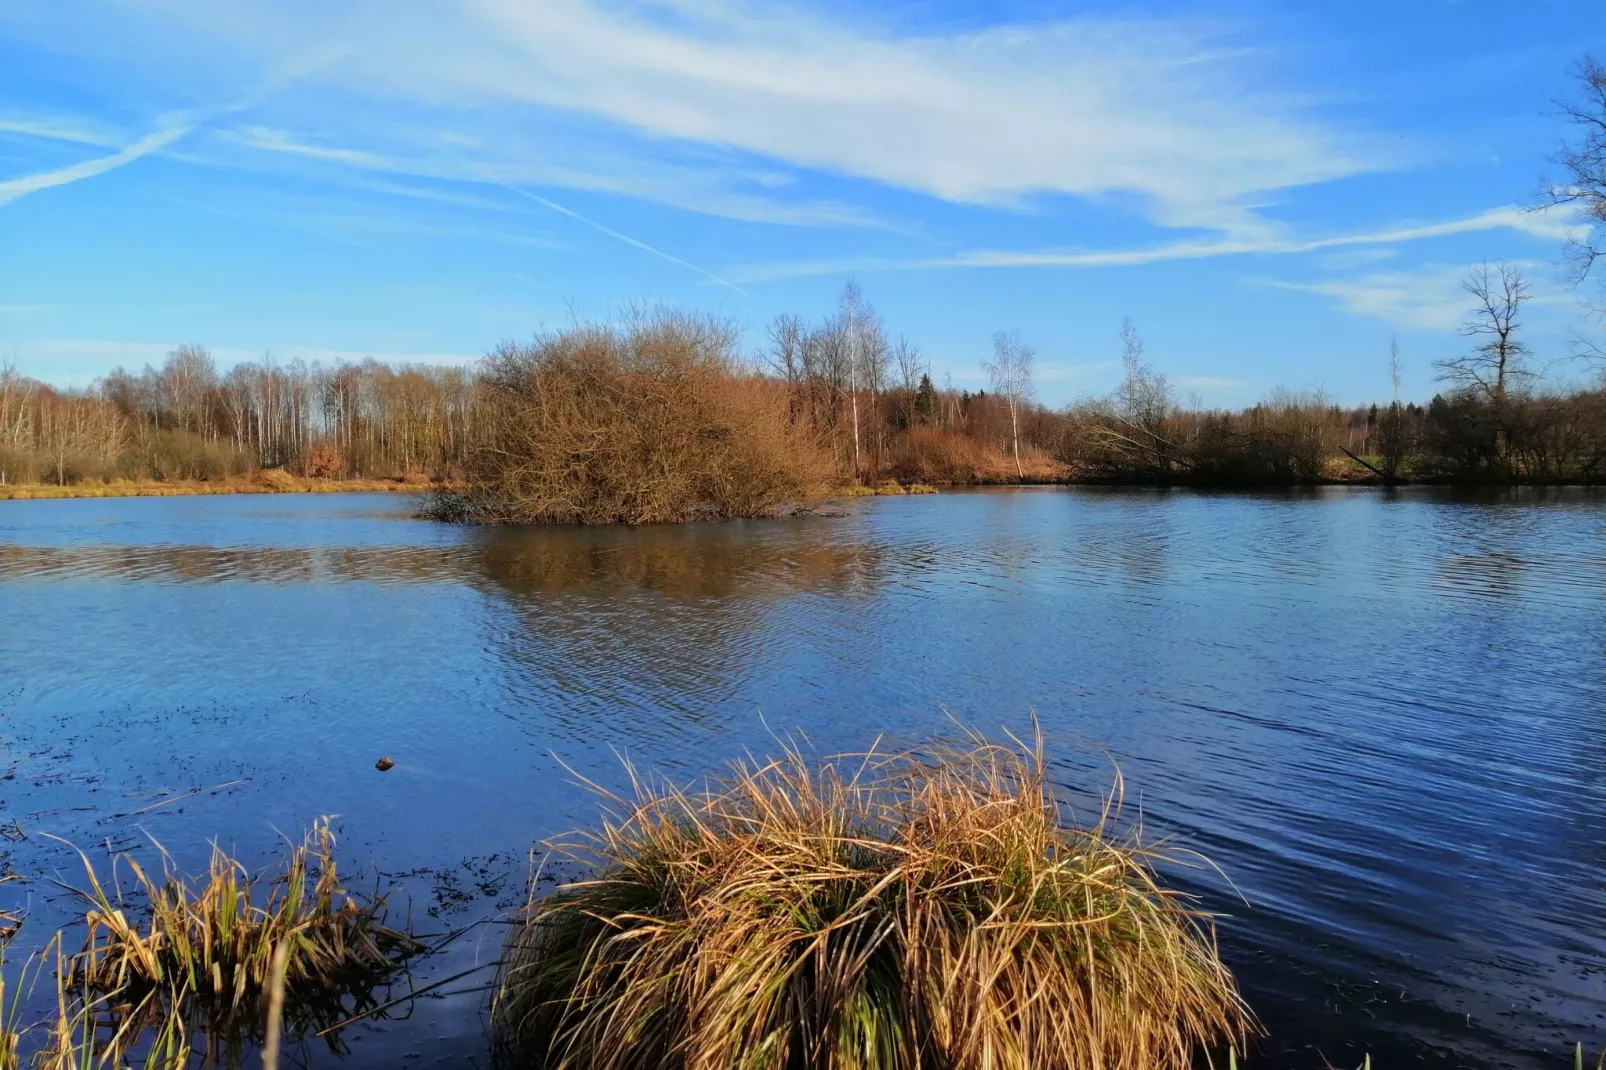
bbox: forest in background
[2,296,1603,494]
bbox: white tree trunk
[1010,401,1023,481]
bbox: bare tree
[983,330,1035,480]
[890,336,925,430]
[838,283,872,478]
[0,358,33,484]
[1435,262,1535,405]
[1435,262,1535,470]
[1117,318,1170,428]
[894,337,925,394]
[1374,334,1411,481]
[1071,319,1185,480]
[1540,56,1606,361]
[766,314,806,386]
[1544,56,1606,287]
[1389,334,1404,401]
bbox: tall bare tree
[767,314,806,387]
[1374,334,1411,481]
[838,283,871,478]
[1436,262,1534,405]
[1539,56,1606,363]
[1436,262,1534,468]
[983,330,1035,481]
[1544,56,1606,289]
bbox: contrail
[0,117,201,205]
[500,183,748,298]
[0,52,339,208]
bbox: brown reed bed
[492,734,1250,1070]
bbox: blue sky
[1,0,1602,406]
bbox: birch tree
[839,283,867,478]
[984,330,1035,481]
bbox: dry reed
[32,819,421,1065]
[493,735,1249,1070]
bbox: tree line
[2,270,1603,492]
[7,297,1599,503]
[0,351,475,486]
[2,57,1602,497]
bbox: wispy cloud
[0,114,119,147]
[226,125,389,169]
[86,0,1379,235]
[1269,259,1575,331]
[0,112,205,206]
[221,125,891,230]
[0,58,332,208]
[722,206,1580,283]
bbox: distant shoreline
[5,471,1602,505]
[0,472,431,501]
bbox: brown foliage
[888,428,1070,485]
[456,310,834,524]
[305,441,344,479]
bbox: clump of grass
[59,819,420,1056]
[905,483,938,495]
[493,734,1250,1070]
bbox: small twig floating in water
[315,962,497,1037]
[128,778,249,815]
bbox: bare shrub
[455,309,834,524]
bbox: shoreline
[0,474,433,501]
[5,473,1602,505]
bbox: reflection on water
[0,487,1604,1068]
[0,520,884,597]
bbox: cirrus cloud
[70,0,1382,236]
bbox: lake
[1,487,1603,1067]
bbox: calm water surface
[1,487,1603,1067]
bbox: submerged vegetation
[68,819,419,1039]
[492,736,1248,1070]
[0,821,418,1068]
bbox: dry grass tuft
[493,735,1249,1070]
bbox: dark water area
[1,487,1603,1067]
